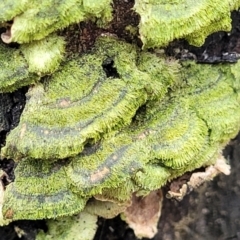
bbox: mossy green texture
[0,42,38,93]
[36,211,97,240]
[0,0,113,43]
[3,158,87,220]
[0,0,28,22]
[1,37,179,160]
[20,34,65,74]
[85,198,130,219]
[134,0,240,48]
[1,0,239,47]
[0,34,65,93]
[66,60,240,197]
[2,51,240,221]
[229,0,240,11]
[179,62,240,144]
[66,141,142,199]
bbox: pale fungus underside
[36,211,98,240]
[0,0,240,239]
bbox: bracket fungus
[1,37,240,226]
[1,37,179,160]
[1,1,240,239]
[36,211,98,240]
[0,34,65,93]
[135,0,240,47]
[0,0,113,43]
[1,1,239,47]
[3,158,87,220]
[0,41,37,93]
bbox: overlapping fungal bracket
[3,158,87,220]
[1,37,179,160]
[2,38,240,221]
[0,41,37,93]
[36,211,98,240]
[0,0,113,43]
[134,0,240,47]
[179,62,240,144]
[2,0,239,49]
[0,34,65,93]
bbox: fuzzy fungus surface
[2,37,240,224]
[0,42,37,93]
[1,37,179,160]
[1,1,240,239]
[0,0,113,43]
[0,34,65,93]
[134,0,240,47]
[36,211,98,240]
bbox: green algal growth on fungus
[3,0,240,47]
[3,158,87,220]
[0,42,37,93]
[20,34,65,74]
[0,34,65,93]
[2,42,240,221]
[0,0,29,22]
[0,1,240,239]
[134,0,240,48]
[178,62,240,144]
[36,211,97,240]
[0,0,113,43]
[1,37,180,160]
[229,0,240,11]
[66,141,143,199]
